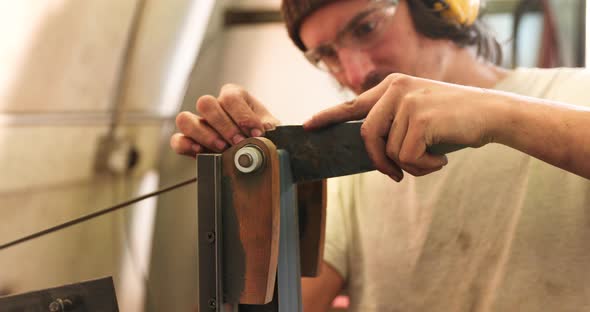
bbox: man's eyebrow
[313,7,379,51]
[339,7,379,35]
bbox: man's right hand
[170,84,280,157]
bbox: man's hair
[280,0,502,64]
[406,0,502,64]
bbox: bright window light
[586,0,589,67]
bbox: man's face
[300,0,448,94]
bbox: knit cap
[280,0,341,51]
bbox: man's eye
[317,46,337,58]
[351,20,377,39]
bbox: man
[171,0,590,311]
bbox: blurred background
[0,0,586,311]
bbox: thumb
[303,76,392,130]
[302,99,369,130]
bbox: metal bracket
[277,150,302,312]
[197,154,224,311]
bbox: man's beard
[330,70,394,95]
[361,71,392,93]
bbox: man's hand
[304,74,499,181]
[171,84,280,157]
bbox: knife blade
[264,121,466,182]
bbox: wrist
[484,91,525,147]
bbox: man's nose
[337,48,375,92]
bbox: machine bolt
[49,298,73,312]
[234,145,264,173]
[208,298,217,309]
[238,153,253,167]
[206,231,215,243]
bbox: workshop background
[0,0,586,311]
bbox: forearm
[491,93,590,179]
[302,261,344,312]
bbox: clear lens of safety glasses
[304,3,397,74]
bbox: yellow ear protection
[430,0,480,26]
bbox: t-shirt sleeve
[323,176,354,281]
[554,68,590,108]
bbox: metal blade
[264,122,373,182]
[265,121,467,183]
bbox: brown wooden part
[297,179,326,277]
[238,277,279,312]
[222,138,280,305]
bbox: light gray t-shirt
[324,67,590,312]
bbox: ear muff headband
[431,0,480,26]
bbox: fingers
[197,95,247,145]
[362,74,452,179]
[218,85,268,136]
[385,103,408,168]
[361,127,404,181]
[383,96,435,175]
[361,87,405,181]
[397,115,449,173]
[176,111,228,152]
[244,91,281,131]
[303,100,370,130]
[169,133,213,158]
[172,84,281,159]
[170,133,198,157]
[382,95,448,176]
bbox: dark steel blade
[265,121,467,183]
[265,122,373,182]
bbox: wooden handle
[297,179,326,277]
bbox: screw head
[49,301,62,312]
[206,231,215,243]
[208,298,217,309]
[49,298,73,312]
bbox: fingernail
[192,144,201,153]
[442,155,449,166]
[251,129,262,137]
[214,139,227,150]
[232,134,245,144]
[389,174,401,182]
[263,122,275,131]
